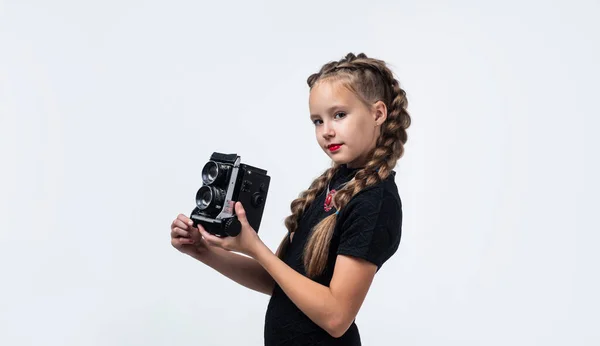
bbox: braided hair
[275,53,411,278]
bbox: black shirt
[264,164,403,345]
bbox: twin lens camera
[190,152,271,237]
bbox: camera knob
[259,183,267,193]
[224,217,241,237]
[251,193,264,207]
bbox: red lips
[327,143,342,152]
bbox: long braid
[280,53,411,278]
[275,165,339,259]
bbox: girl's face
[309,79,387,168]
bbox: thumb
[235,201,250,226]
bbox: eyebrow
[310,105,346,119]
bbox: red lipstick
[327,144,342,152]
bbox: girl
[170,52,411,345]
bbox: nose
[321,121,335,139]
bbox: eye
[312,119,323,125]
[334,112,347,119]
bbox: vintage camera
[190,152,271,237]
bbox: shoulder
[342,172,402,219]
[334,172,403,270]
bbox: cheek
[348,123,366,140]
[351,125,373,147]
[315,129,324,143]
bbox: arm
[191,246,276,296]
[172,213,275,296]
[253,242,377,337]
[196,202,384,338]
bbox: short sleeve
[336,187,402,270]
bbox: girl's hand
[170,213,210,257]
[197,201,262,258]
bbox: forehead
[309,79,357,109]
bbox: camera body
[190,152,271,237]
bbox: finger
[171,237,194,247]
[192,222,207,234]
[173,218,190,230]
[187,224,203,241]
[177,214,194,227]
[171,227,190,238]
[235,202,250,226]
[197,225,224,247]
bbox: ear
[372,100,388,126]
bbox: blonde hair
[275,53,411,278]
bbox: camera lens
[202,161,222,185]
[197,186,212,209]
[196,185,226,212]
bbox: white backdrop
[1,0,598,345]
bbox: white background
[1,0,598,345]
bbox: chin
[325,149,358,167]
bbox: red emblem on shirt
[324,189,336,212]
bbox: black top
[264,164,403,345]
